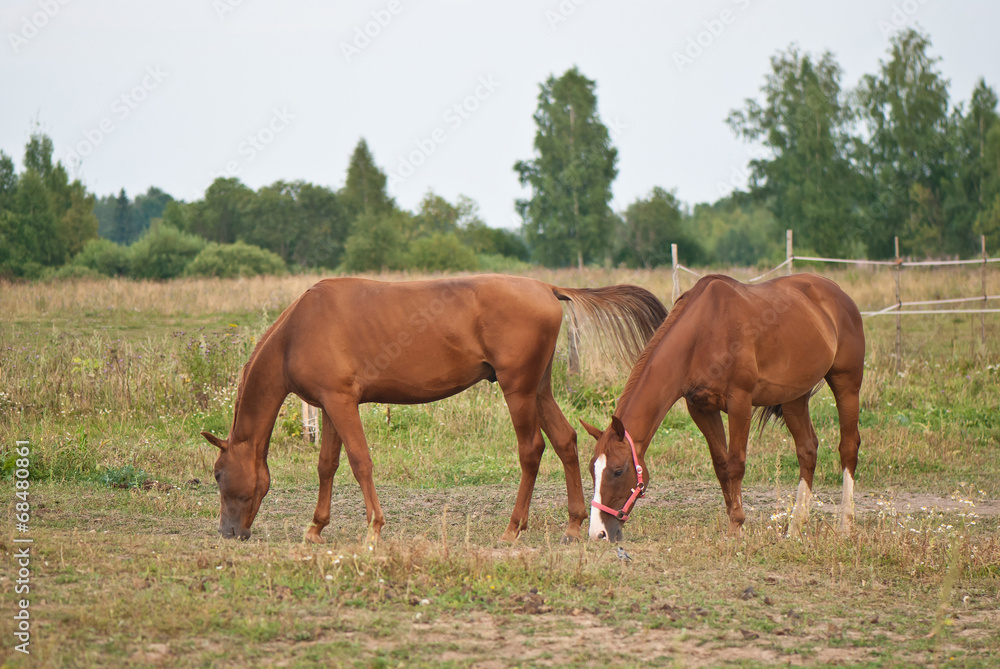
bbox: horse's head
[202,431,270,540]
[580,416,647,542]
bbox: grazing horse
[582,274,865,542]
[201,275,667,543]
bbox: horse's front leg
[304,409,343,544]
[326,401,386,543]
[687,403,735,517]
[724,394,753,536]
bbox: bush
[72,238,130,276]
[475,253,532,273]
[185,241,286,278]
[97,464,150,489]
[406,232,478,272]
[341,211,409,272]
[128,223,205,279]
[49,264,103,281]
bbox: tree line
[0,136,528,280]
[519,28,999,266]
[2,28,996,280]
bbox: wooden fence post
[894,236,902,369]
[786,230,793,276]
[302,400,319,443]
[982,235,988,347]
[671,243,680,304]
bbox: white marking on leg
[788,478,812,537]
[841,469,855,531]
[589,454,608,541]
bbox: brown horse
[581,274,865,541]
[201,274,666,543]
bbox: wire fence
[670,230,997,365]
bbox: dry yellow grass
[3,262,996,319]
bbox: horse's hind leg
[781,394,819,537]
[827,370,862,533]
[305,408,343,544]
[499,387,546,542]
[537,360,586,542]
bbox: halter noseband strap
[591,429,645,522]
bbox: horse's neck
[616,330,693,453]
[230,341,288,452]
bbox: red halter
[591,429,645,522]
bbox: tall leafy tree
[515,66,619,267]
[974,118,1000,244]
[341,209,412,272]
[728,46,862,257]
[241,180,347,268]
[181,178,254,244]
[341,138,394,221]
[23,132,54,178]
[415,191,460,236]
[59,182,99,258]
[0,151,15,207]
[133,186,174,234]
[617,187,700,268]
[855,28,952,257]
[293,181,350,269]
[0,132,97,275]
[968,79,1000,207]
[109,188,134,244]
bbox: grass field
[2,266,999,667]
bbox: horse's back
[279,275,565,403]
[684,274,863,399]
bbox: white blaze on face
[589,453,609,540]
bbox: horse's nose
[597,530,607,540]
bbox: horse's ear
[202,431,227,451]
[610,416,625,440]
[579,420,603,441]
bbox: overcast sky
[2,1,997,230]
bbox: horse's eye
[613,469,624,478]
[214,471,222,483]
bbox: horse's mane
[618,275,725,404]
[229,305,293,434]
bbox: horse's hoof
[560,533,580,544]
[499,530,519,543]
[303,527,325,544]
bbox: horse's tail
[752,380,828,436]
[552,284,668,368]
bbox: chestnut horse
[581,274,865,541]
[201,275,666,543]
